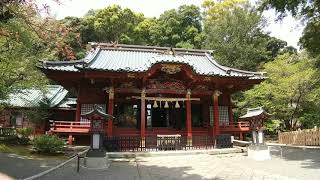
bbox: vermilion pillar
[228,94,234,124]
[140,89,146,139]
[213,90,221,136]
[107,87,114,137]
[186,90,192,145]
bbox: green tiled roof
[41,43,266,80]
[4,85,68,108]
[56,98,76,108]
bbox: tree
[0,12,48,107]
[153,5,205,48]
[59,16,86,59]
[60,5,205,53]
[299,18,320,59]
[259,0,320,58]
[240,53,320,130]
[88,5,144,43]
[265,36,288,58]
[133,18,158,45]
[259,0,319,19]
[203,0,294,70]
[0,1,72,106]
[203,0,270,70]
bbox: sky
[38,0,304,48]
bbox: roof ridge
[226,67,266,75]
[42,60,85,66]
[89,42,212,54]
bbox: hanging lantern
[153,100,158,108]
[164,101,169,108]
[175,101,180,108]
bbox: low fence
[104,135,232,152]
[0,127,16,141]
[279,128,320,146]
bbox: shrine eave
[81,105,114,119]
[239,107,271,120]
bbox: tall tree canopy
[203,0,291,70]
[85,5,145,43]
[0,1,48,105]
[0,1,78,105]
[260,0,320,59]
[241,53,320,130]
[151,5,205,48]
[60,4,205,57]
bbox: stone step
[107,147,244,159]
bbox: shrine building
[40,43,266,148]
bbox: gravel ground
[37,147,320,180]
[0,153,64,179]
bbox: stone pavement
[38,147,320,180]
[0,153,63,179]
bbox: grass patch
[0,144,13,153]
[0,143,67,160]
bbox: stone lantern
[81,105,114,169]
[81,105,113,151]
[239,107,271,161]
[239,107,270,144]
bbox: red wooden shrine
[42,43,266,145]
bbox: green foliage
[299,17,320,58]
[16,127,33,138]
[60,5,204,51]
[74,5,144,44]
[203,0,291,70]
[32,135,65,154]
[151,5,205,48]
[264,120,281,135]
[259,0,319,18]
[259,0,320,60]
[241,52,320,130]
[0,17,48,103]
[16,127,33,144]
[266,37,288,58]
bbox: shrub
[32,135,65,154]
[16,128,33,145]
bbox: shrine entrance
[150,104,186,128]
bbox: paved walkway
[38,147,320,180]
[0,153,63,179]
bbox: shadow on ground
[0,153,63,179]
[39,158,226,180]
[269,146,320,169]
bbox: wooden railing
[49,120,90,134]
[219,121,250,132]
[49,120,250,134]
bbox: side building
[0,85,76,134]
